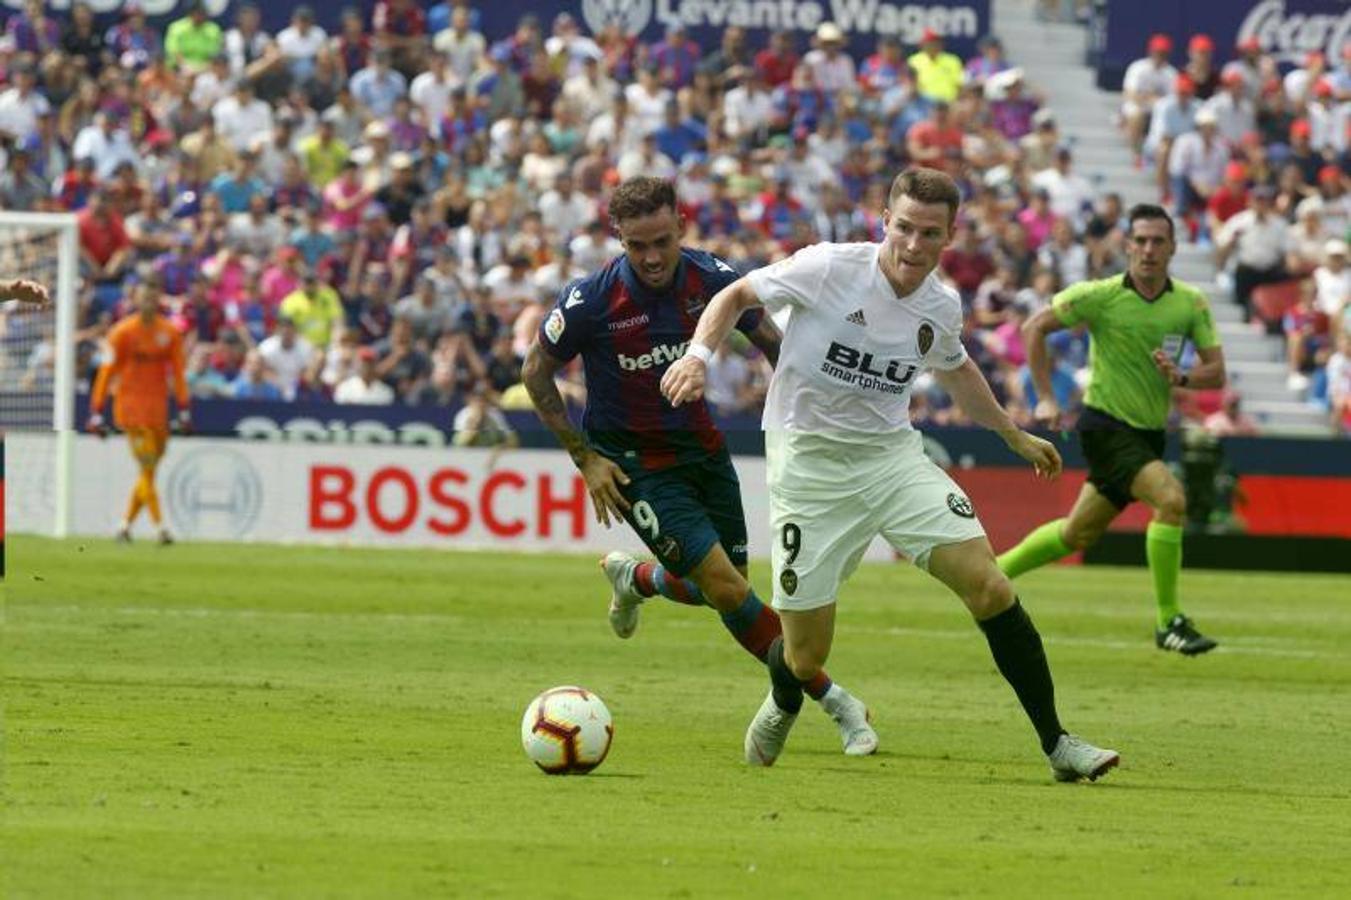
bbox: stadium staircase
[992,0,1331,433]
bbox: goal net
[0,212,79,537]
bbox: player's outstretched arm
[1022,305,1067,429]
[661,277,763,406]
[522,340,631,527]
[0,278,51,307]
[934,358,1062,479]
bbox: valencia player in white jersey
[663,168,1119,781]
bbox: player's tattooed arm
[523,340,632,527]
[522,341,590,465]
[746,311,782,367]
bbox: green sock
[1146,521,1184,628]
[997,518,1072,579]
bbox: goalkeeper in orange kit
[88,275,190,544]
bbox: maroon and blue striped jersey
[538,248,762,473]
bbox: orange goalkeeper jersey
[91,314,188,429]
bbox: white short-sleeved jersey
[747,242,967,441]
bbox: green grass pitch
[4,536,1350,898]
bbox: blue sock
[635,561,705,606]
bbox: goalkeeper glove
[86,413,108,438]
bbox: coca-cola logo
[1237,0,1351,65]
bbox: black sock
[978,599,1065,755]
[766,636,805,715]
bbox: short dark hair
[1127,203,1175,240]
[887,167,961,223]
[609,177,678,225]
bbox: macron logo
[618,341,689,371]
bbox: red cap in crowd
[1189,33,1214,53]
[1237,37,1261,53]
[1314,78,1334,98]
[1175,73,1195,93]
[1224,161,1248,182]
[357,346,378,362]
[1221,69,1245,87]
[1318,165,1341,184]
[920,28,941,44]
[1147,34,1172,54]
[1290,119,1313,140]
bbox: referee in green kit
[999,203,1228,655]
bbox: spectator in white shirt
[623,66,672,136]
[562,56,617,123]
[1032,147,1097,227]
[1037,218,1090,288]
[803,23,856,95]
[275,6,327,86]
[213,81,275,152]
[723,67,775,142]
[410,52,458,127]
[1121,34,1178,162]
[0,67,50,143]
[544,11,603,80]
[394,273,460,344]
[256,316,314,400]
[433,5,486,83]
[1203,69,1256,147]
[1313,239,1351,317]
[191,55,236,110]
[334,348,395,404]
[1284,50,1328,106]
[616,133,676,182]
[569,221,623,273]
[586,94,643,160]
[1169,107,1229,230]
[532,244,587,301]
[71,112,139,179]
[1307,79,1350,156]
[1146,74,1200,200]
[537,172,597,239]
[482,253,539,316]
[228,193,286,258]
[1217,185,1291,324]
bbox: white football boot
[820,685,879,756]
[600,551,645,639]
[744,690,799,766]
[1047,733,1120,782]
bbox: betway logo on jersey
[1238,0,1351,66]
[642,0,980,41]
[618,341,689,371]
[821,341,916,394]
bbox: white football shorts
[766,429,987,612]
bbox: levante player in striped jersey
[523,176,878,757]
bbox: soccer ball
[521,686,614,775]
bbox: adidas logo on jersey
[846,309,867,326]
[618,341,689,371]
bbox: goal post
[0,211,79,538]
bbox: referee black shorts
[1077,406,1166,510]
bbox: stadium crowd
[1120,30,1351,434]
[0,1,1347,435]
